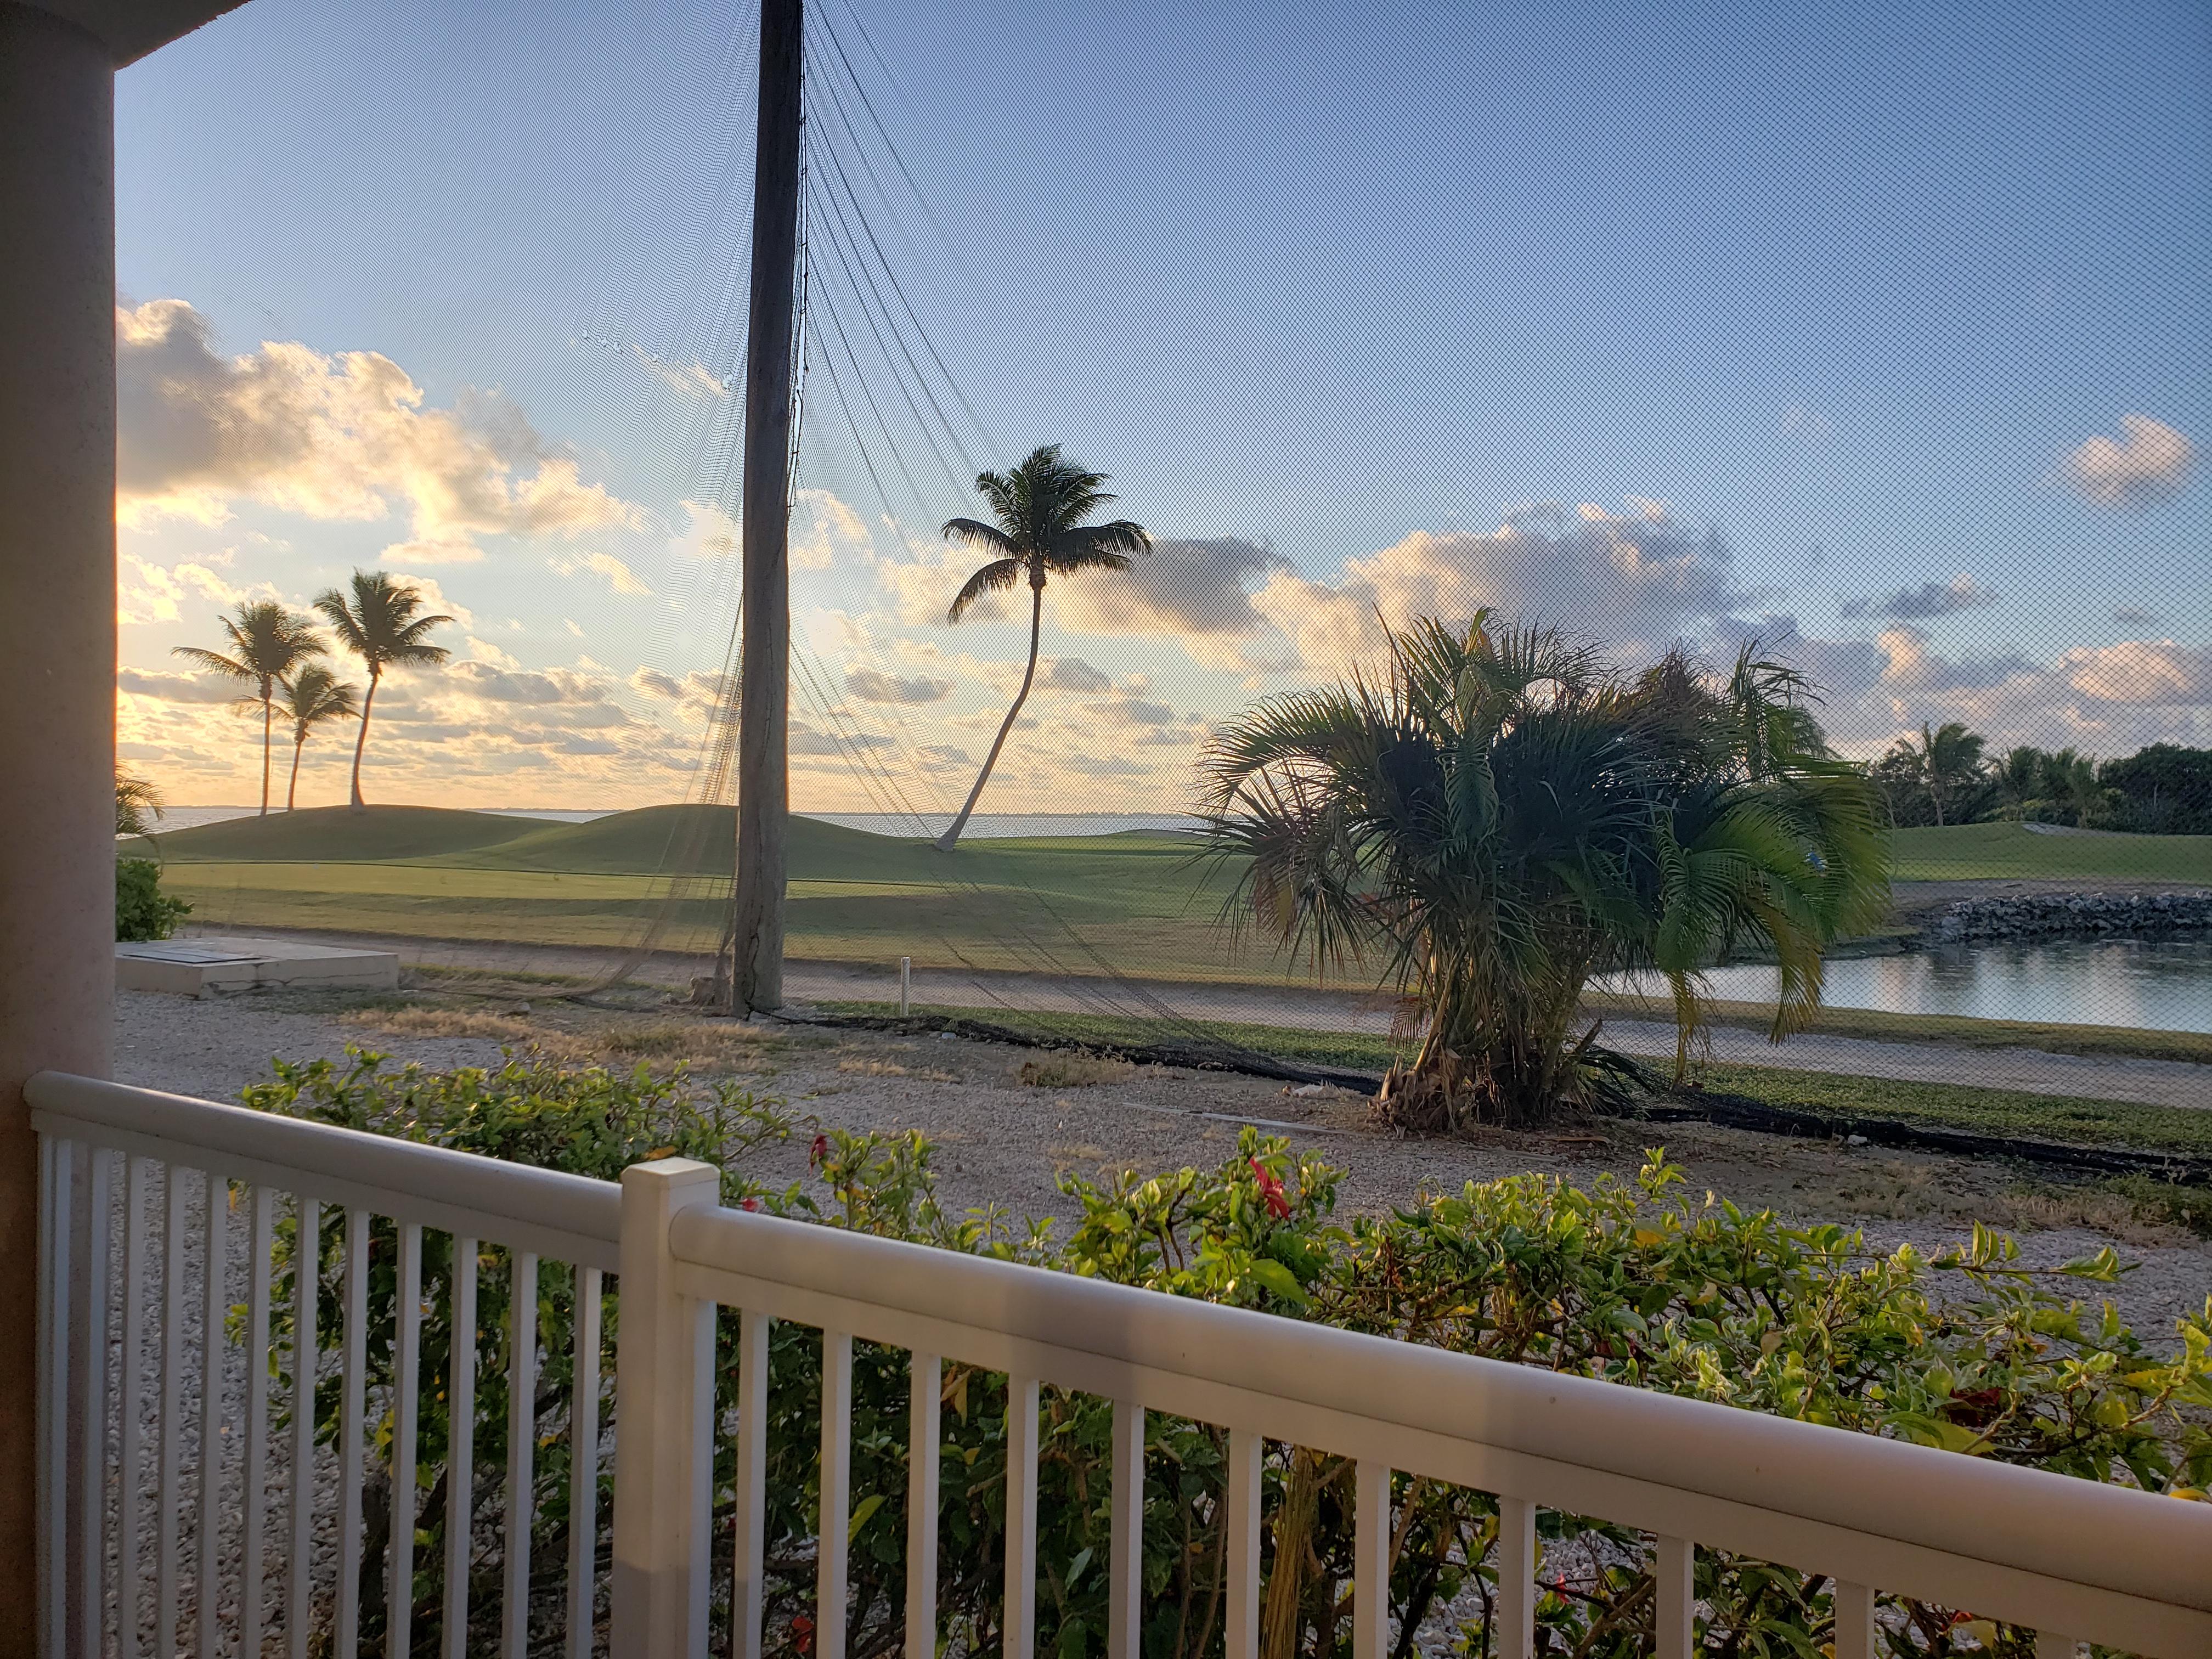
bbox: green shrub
[241,1047,2212,1658]
[115,856,190,941]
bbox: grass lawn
[134,804,2210,1002]
[1891,821,2211,883]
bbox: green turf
[1891,821,2212,883]
[122,804,537,863]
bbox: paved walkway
[786,960,2212,1113]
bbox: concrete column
[0,4,116,1645]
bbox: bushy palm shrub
[242,1049,2209,1658]
[1198,617,1889,1129]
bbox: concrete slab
[116,936,400,996]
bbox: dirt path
[180,924,2212,1111]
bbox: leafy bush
[115,856,190,941]
[242,1048,2211,1658]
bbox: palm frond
[946,557,1025,623]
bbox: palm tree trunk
[287,738,304,811]
[349,668,379,811]
[937,580,1044,852]
[259,689,273,815]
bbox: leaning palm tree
[171,600,326,815]
[936,445,1149,850]
[276,663,362,811]
[1199,615,1889,1131]
[313,571,454,810]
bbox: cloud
[2112,606,2158,628]
[1055,538,1289,647]
[1246,507,1750,679]
[552,552,650,596]
[1839,574,1997,621]
[794,489,873,571]
[1088,696,1176,727]
[790,721,893,757]
[117,667,240,704]
[444,662,612,705]
[118,298,640,558]
[117,553,274,625]
[916,744,974,771]
[466,636,520,669]
[846,668,956,704]
[385,573,475,629]
[1035,657,1112,693]
[2062,415,2194,509]
[2061,639,2212,706]
[670,499,740,562]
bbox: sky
[114,0,2210,812]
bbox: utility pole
[729,0,803,1015]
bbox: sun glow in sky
[114,0,2209,812]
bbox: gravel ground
[115,984,2212,1341]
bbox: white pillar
[0,4,116,1646]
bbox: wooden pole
[730,0,803,1014]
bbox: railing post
[612,1158,722,1659]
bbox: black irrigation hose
[791,1010,2212,1188]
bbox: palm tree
[936,445,1149,850]
[115,771,163,837]
[313,571,454,810]
[1199,617,1888,1131]
[276,663,362,811]
[1911,720,1987,827]
[171,600,326,815]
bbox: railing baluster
[504,1251,540,1659]
[733,1311,771,1659]
[1225,1430,1261,1659]
[199,1168,229,1654]
[444,1237,479,1659]
[36,1136,70,1659]
[567,1265,603,1659]
[1496,1496,1537,1659]
[904,1352,940,1659]
[2036,1635,2081,1659]
[288,1197,319,1659]
[337,1207,371,1657]
[158,1162,188,1659]
[1003,1375,1041,1659]
[819,1330,854,1659]
[1831,1580,1874,1659]
[242,1185,275,1659]
[77,1146,112,1659]
[1655,1536,1692,1659]
[1107,1401,1144,1659]
[390,1221,424,1659]
[1353,1460,1389,1659]
[118,1155,151,1659]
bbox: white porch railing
[30,1070,2212,1659]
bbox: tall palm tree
[1199,615,1888,1130]
[276,663,362,811]
[1912,720,1987,827]
[172,600,326,815]
[936,445,1149,850]
[313,571,454,810]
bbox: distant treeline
[1869,729,2211,834]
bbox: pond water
[1615,936,2212,1035]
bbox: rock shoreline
[1928,890,2212,944]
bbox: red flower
[1248,1158,1291,1221]
[810,1133,830,1168]
[792,1613,815,1655]
[739,1196,762,1212]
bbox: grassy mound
[120,805,538,864]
